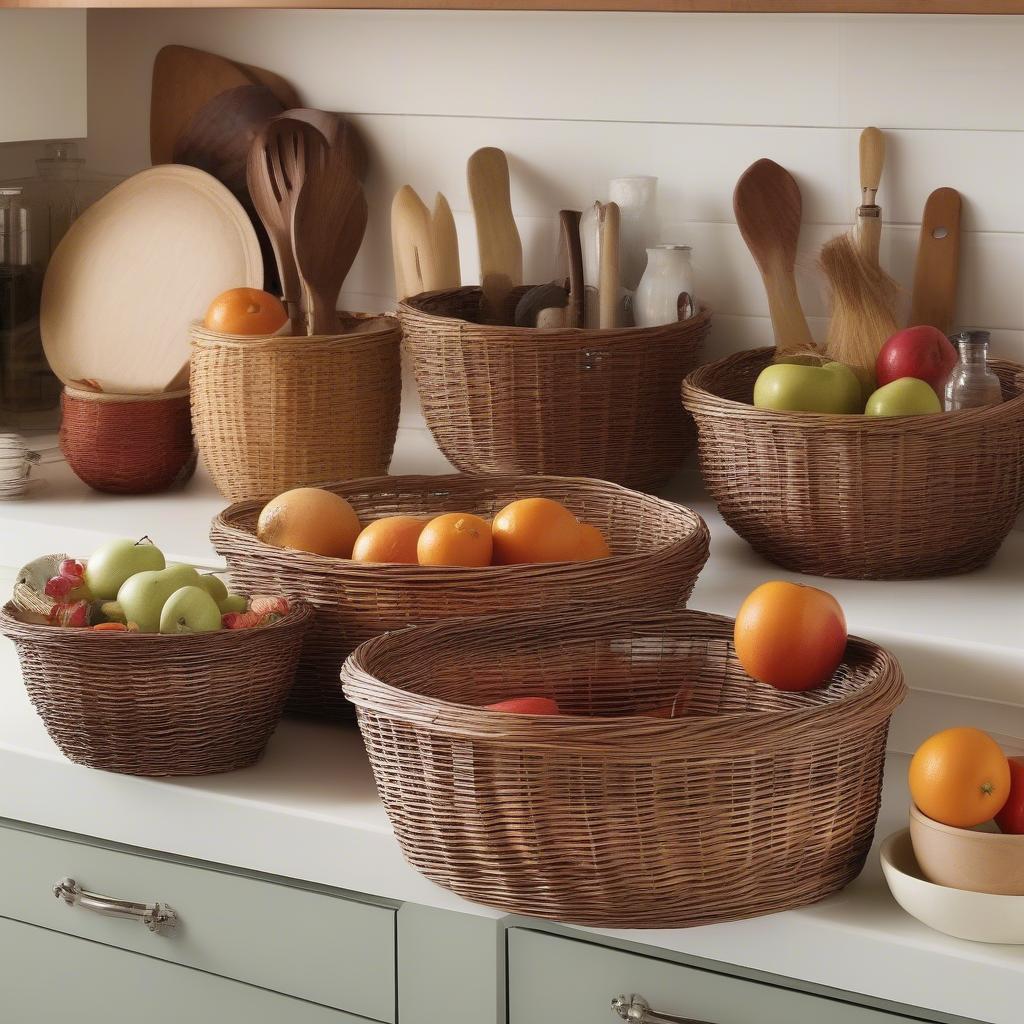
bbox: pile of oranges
[256,488,612,567]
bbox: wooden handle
[598,202,621,330]
[859,126,885,198]
[391,185,435,301]
[559,210,584,328]
[430,193,461,291]
[763,262,815,355]
[910,187,962,333]
[468,147,522,320]
[857,211,882,268]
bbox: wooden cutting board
[41,165,262,395]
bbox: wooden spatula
[558,210,584,329]
[293,148,368,335]
[278,108,369,182]
[734,158,815,355]
[857,127,885,269]
[467,147,522,322]
[598,202,621,330]
[391,186,435,301]
[910,187,962,333]
[431,193,461,291]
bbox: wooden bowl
[909,803,1024,896]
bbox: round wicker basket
[682,348,1024,579]
[399,288,712,488]
[342,607,906,929]
[211,473,710,720]
[0,600,312,777]
[190,313,401,502]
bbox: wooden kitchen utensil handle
[598,202,621,330]
[910,187,962,332]
[391,185,436,301]
[559,210,584,329]
[430,193,461,291]
[764,265,814,356]
[857,126,885,267]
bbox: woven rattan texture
[682,348,1024,579]
[0,600,312,776]
[211,473,710,720]
[399,289,712,488]
[342,608,906,929]
[60,390,196,495]
[190,314,402,502]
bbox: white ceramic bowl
[881,829,1024,944]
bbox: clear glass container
[944,330,1003,411]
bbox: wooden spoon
[598,202,621,329]
[733,158,814,355]
[909,187,962,333]
[467,147,522,322]
[558,210,584,328]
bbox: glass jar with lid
[944,330,1003,411]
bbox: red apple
[485,696,561,715]
[876,326,958,398]
[995,757,1024,835]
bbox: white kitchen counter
[1,429,1022,1023]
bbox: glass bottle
[944,331,1003,411]
[608,176,658,293]
[634,245,696,328]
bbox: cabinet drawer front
[0,916,364,1024]
[0,822,395,1022]
[508,929,921,1024]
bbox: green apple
[159,586,223,635]
[196,574,229,605]
[865,377,942,416]
[114,564,200,633]
[84,538,165,600]
[219,594,248,614]
[753,361,863,414]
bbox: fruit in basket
[196,573,229,605]
[752,361,862,414]
[352,516,427,564]
[576,523,612,561]
[492,498,583,565]
[113,564,201,633]
[417,513,493,567]
[84,537,166,600]
[258,488,362,557]
[733,581,847,692]
[909,727,1010,828]
[995,757,1024,835]
[865,377,942,416]
[876,326,958,398]
[204,287,287,336]
[48,600,91,628]
[486,696,561,715]
[219,594,248,614]
[159,586,223,635]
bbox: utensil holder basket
[399,288,711,488]
[682,348,1024,579]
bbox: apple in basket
[876,326,958,399]
[83,537,166,600]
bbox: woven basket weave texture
[399,288,712,488]
[342,608,906,929]
[682,348,1024,579]
[1,600,312,776]
[190,313,401,502]
[211,473,710,720]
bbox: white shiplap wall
[61,10,1024,427]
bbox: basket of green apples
[1,537,312,777]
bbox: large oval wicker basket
[211,473,710,720]
[682,348,1024,579]
[342,608,906,929]
[0,600,312,776]
[190,313,401,502]
[399,288,712,488]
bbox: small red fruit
[876,325,958,399]
[59,559,85,579]
[485,696,561,715]
[44,574,75,599]
[995,757,1024,835]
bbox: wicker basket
[190,313,402,502]
[682,348,1024,579]
[211,473,710,719]
[0,600,313,776]
[399,288,712,488]
[342,607,906,929]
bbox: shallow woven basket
[342,608,906,929]
[0,600,312,777]
[682,348,1024,579]
[399,288,712,488]
[211,473,710,720]
[190,313,401,502]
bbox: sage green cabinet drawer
[508,929,922,1024]
[0,916,365,1023]
[0,822,396,1022]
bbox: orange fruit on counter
[257,488,362,557]
[909,727,1010,829]
[204,287,287,335]
[733,581,847,692]
[417,513,493,567]
[491,497,581,565]
[352,516,426,564]
[575,523,611,561]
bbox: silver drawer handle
[612,994,711,1024]
[53,877,178,935]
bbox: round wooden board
[41,165,262,395]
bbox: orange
[257,488,362,557]
[909,727,1010,828]
[575,523,611,561]
[417,513,493,567]
[733,581,846,692]
[491,497,581,565]
[352,516,426,564]
[204,287,287,335]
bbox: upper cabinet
[0,12,86,145]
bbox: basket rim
[682,347,1024,430]
[341,608,907,756]
[210,472,711,580]
[190,311,399,349]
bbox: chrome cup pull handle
[53,877,178,935]
[612,994,711,1024]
